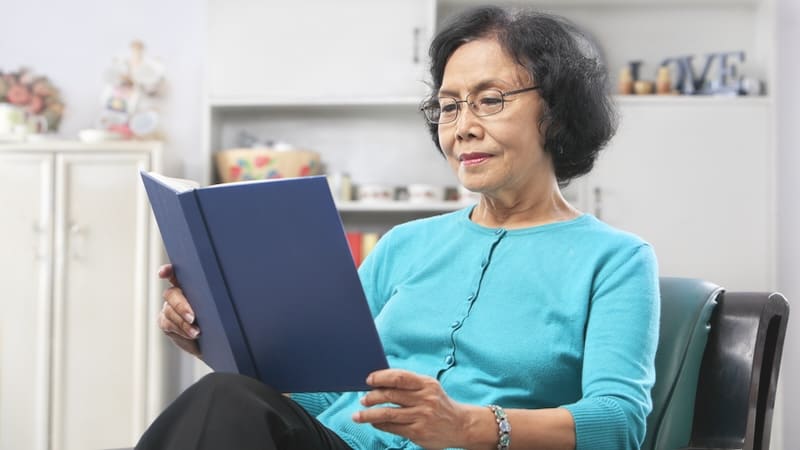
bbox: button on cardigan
[293,207,660,450]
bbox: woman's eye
[480,97,503,106]
[441,103,458,113]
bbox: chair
[645,277,790,450]
[117,277,790,450]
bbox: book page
[145,171,200,193]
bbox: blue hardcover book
[140,171,388,392]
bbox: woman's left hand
[352,369,482,449]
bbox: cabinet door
[0,152,53,450]
[586,101,774,291]
[50,152,152,450]
[208,0,434,100]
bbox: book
[345,231,362,266]
[140,171,388,392]
[361,233,380,261]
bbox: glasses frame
[421,85,541,125]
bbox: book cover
[141,172,388,392]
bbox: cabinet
[207,0,436,101]
[587,97,775,291]
[0,141,168,450]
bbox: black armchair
[645,277,790,450]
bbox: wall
[777,0,799,449]
[0,0,205,405]
[0,0,206,180]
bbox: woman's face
[438,38,554,198]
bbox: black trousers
[136,373,354,450]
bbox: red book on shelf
[346,231,362,266]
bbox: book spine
[181,192,259,379]
[361,232,380,262]
[346,231,362,266]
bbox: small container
[618,67,634,95]
[357,184,394,202]
[634,80,655,95]
[407,184,444,203]
[656,66,673,95]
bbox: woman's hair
[426,6,617,185]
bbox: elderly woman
[140,6,658,450]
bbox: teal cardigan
[294,208,660,450]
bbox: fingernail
[190,327,200,338]
[184,313,195,324]
[351,412,360,422]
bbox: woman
[141,6,659,450]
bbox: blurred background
[0,0,798,449]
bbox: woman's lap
[136,372,353,450]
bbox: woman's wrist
[462,404,504,450]
[488,405,511,449]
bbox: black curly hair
[426,6,617,186]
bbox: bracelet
[488,404,511,450]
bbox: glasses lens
[423,100,441,123]
[472,90,504,116]
[433,98,458,124]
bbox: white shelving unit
[205,0,781,447]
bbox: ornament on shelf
[618,51,763,97]
[0,67,64,136]
[91,40,165,141]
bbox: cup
[357,184,393,202]
[407,184,444,203]
[0,104,25,136]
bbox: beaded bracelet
[488,404,511,450]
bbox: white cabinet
[585,98,775,291]
[207,0,436,101]
[0,141,168,450]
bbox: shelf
[336,201,465,213]
[614,95,773,106]
[439,0,759,8]
[209,95,773,110]
[208,96,426,109]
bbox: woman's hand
[157,264,201,358]
[352,369,487,450]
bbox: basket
[215,148,322,183]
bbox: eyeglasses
[420,86,540,125]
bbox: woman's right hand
[157,264,202,358]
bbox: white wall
[777,0,799,449]
[0,0,206,180]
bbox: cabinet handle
[593,187,603,220]
[413,27,421,64]
[68,222,87,261]
[32,222,47,260]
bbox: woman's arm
[353,369,576,450]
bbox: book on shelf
[344,231,382,267]
[345,231,362,266]
[140,171,388,392]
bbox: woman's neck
[470,181,581,229]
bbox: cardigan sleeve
[562,244,660,450]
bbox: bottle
[656,66,673,95]
[618,67,634,95]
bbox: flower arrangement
[0,67,65,132]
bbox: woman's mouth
[458,152,493,166]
